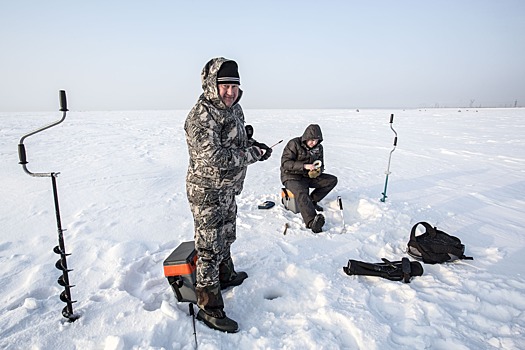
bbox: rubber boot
[308,213,325,233]
[195,284,238,333]
[219,256,248,290]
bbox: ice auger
[380,114,398,202]
[18,90,79,322]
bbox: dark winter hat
[217,61,240,85]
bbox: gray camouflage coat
[184,57,262,194]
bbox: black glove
[254,141,272,161]
[245,125,254,140]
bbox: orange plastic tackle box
[163,241,197,303]
[281,188,299,214]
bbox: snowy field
[1,108,524,349]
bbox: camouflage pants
[186,183,237,288]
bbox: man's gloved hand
[254,141,272,161]
[308,168,321,178]
[307,160,322,178]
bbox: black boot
[308,214,325,233]
[219,256,248,290]
[195,284,238,333]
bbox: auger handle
[18,144,27,165]
[390,114,398,146]
[18,90,69,177]
[59,90,68,112]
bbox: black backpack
[407,222,473,264]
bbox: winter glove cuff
[253,141,272,161]
[247,145,262,162]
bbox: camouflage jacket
[280,124,325,183]
[184,57,261,193]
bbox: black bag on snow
[407,222,473,264]
[343,257,423,283]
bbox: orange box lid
[163,254,197,276]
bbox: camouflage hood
[184,57,260,193]
[200,57,243,109]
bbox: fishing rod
[18,90,80,322]
[380,114,398,202]
[270,140,283,148]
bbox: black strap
[401,257,412,283]
[189,303,198,348]
[282,188,290,201]
[410,221,437,241]
[170,277,184,302]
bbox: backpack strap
[410,222,437,241]
[401,257,412,283]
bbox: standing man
[280,124,338,233]
[184,57,272,333]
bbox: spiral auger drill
[380,114,398,203]
[18,90,80,322]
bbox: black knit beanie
[217,61,240,85]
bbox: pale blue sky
[1,0,524,111]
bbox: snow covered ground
[1,107,524,349]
